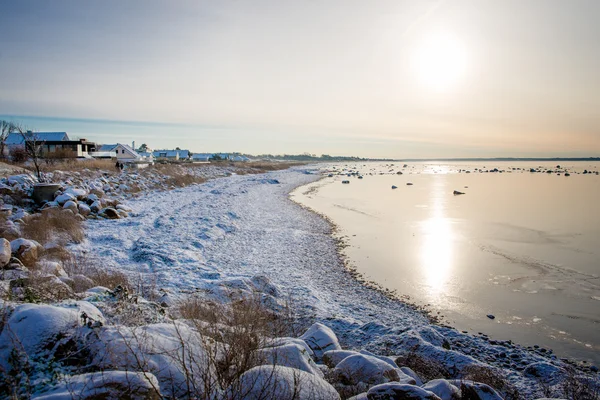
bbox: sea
[292,161,600,364]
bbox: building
[191,153,212,162]
[4,131,96,158]
[152,149,190,161]
[92,143,153,165]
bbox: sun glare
[413,32,467,92]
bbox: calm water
[293,161,600,364]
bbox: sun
[413,32,467,92]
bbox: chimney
[132,141,136,150]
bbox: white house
[191,153,212,162]
[93,143,153,166]
[153,149,190,161]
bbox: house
[152,149,190,161]
[191,153,212,162]
[4,131,96,158]
[92,143,153,165]
[231,155,250,162]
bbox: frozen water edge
[79,166,428,342]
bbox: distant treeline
[253,153,384,162]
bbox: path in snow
[80,168,429,346]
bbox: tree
[0,120,17,159]
[139,143,148,152]
[14,126,46,182]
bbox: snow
[366,382,441,399]
[421,379,461,400]
[232,365,340,400]
[332,353,405,386]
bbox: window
[122,149,125,154]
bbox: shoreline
[289,166,599,370]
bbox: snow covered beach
[1,164,599,398]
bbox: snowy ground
[73,166,598,396]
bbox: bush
[395,349,451,382]
[21,208,84,247]
[460,365,522,400]
[9,147,27,163]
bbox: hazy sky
[1,0,599,158]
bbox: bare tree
[0,120,17,159]
[13,125,46,182]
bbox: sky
[0,0,599,158]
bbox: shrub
[9,147,27,163]
[21,208,84,247]
[460,365,522,400]
[395,349,450,382]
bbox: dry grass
[10,270,73,303]
[21,208,84,246]
[245,161,304,172]
[63,252,130,291]
[394,349,451,382]
[460,365,522,400]
[42,159,117,173]
[560,367,600,400]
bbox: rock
[55,193,76,206]
[400,366,424,386]
[232,365,340,400]
[323,349,361,368]
[78,203,91,216]
[300,322,342,361]
[453,190,465,195]
[99,207,120,219]
[523,362,565,385]
[63,187,88,200]
[8,174,35,186]
[367,383,441,400]
[38,260,68,278]
[0,238,11,267]
[63,200,79,213]
[90,200,102,213]
[342,180,350,184]
[422,379,461,400]
[258,343,323,377]
[89,188,104,198]
[31,371,162,400]
[333,354,404,386]
[348,394,369,400]
[407,182,413,186]
[116,204,133,213]
[487,314,495,320]
[10,238,43,266]
[71,274,96,292]
[392,185,398,189]
[450,381,503,400]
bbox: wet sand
[293,161,600,364]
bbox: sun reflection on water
[420,179,454,299]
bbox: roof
[98,144,117,152]
[5,132,70,145]
[192,153,212,159]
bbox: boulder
[0,238,11,267]
[523,362,565,385]
[333,354,405,386]
[258,343,323,377]
[323,349,361,368]
[449,381,503,400]
[10,238,43,266]
[32,371,161,400]
[55,193,76,206]
[78,203,91,216]
[116,204,133,213]
[422,379,461,400]
[99,207,120,219]
[63,200,79,213]
[300,323,342,361]
[90,200,102,213]
[38,260,68,278]
[453,190,465,195]
[63,187,88,200]
[400,366,424,386]
[71,274,96,292]
[366,383,441,400]
[232,365,340,400]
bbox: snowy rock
[0,303,82,369]
[99,207,120,219]
[333,353,404,386]
[38,260,68,278]
[63,187,88,200]
[360,349,398,369]
[400,366,424,386]
[348,394,369,400]
[422,379,461,400]
[86,193,100,203]
[449,380,503,400]
[0,238,11,267]
[10,238,43,265]
[116,203,133,212]
[366,383,441,399]
[88,322,214,398]
[232,365,340,400]
[78,203,91,216]
[90,200,102,213]
[8,174,35,186]
[268,337,314,358]
[55,193,76,205]
[300,322,342,361]
[323,349,361,368]
[32,371,161,399]
[0,219,20,239]
[258,343,323,377]
[63,200,78,213]
[523,362,565,385]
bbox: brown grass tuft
[63,252,131,291]
[21,208,84,246]
[460,365,522,400]
[394,349,451,382]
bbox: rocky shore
[0,163,598,399]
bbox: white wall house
[92,143,153,166]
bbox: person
[115,161,120,170]
[119,162,124,171]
